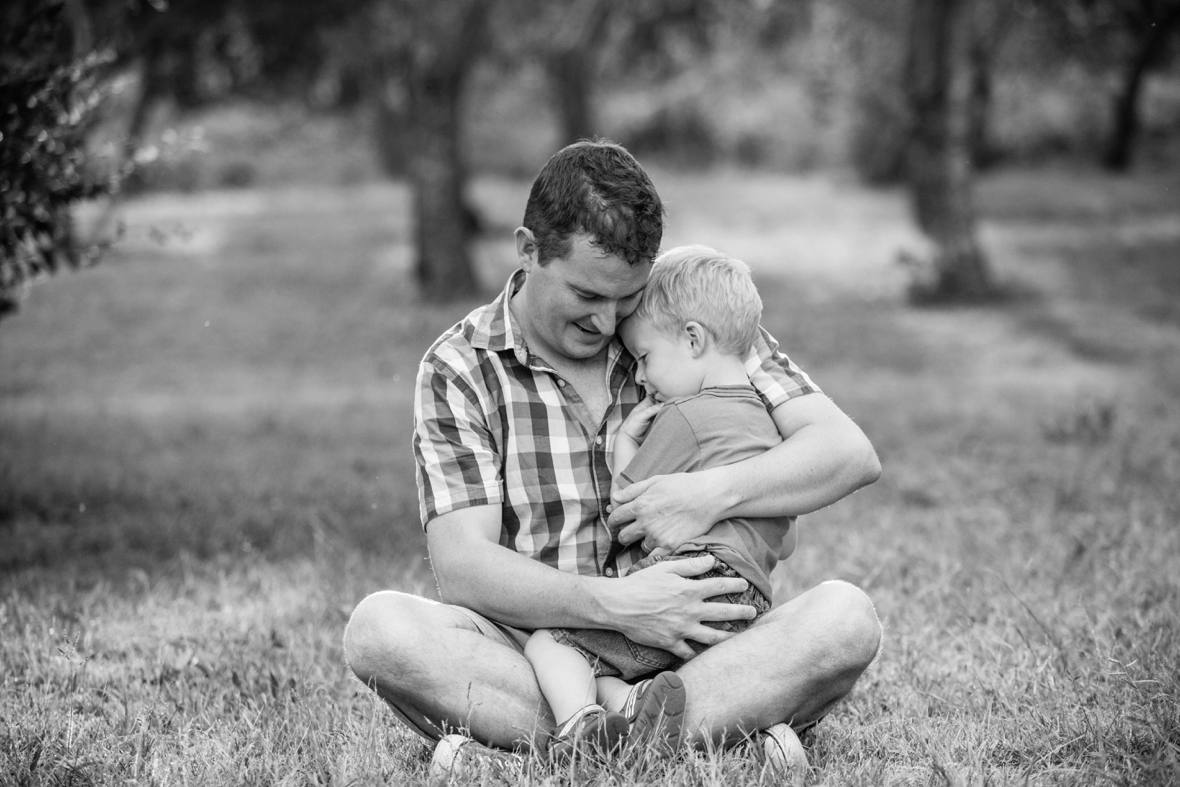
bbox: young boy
[524,245,799,760]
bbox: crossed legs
[342,579,881,750]
[342,592,553,750]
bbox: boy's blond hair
[634,244,763,356]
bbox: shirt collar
[468,269,526,355]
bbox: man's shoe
[761,722,809,780]
[623,671,686,756]
[427,733,520,782]
[549,705,629,763]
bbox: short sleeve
[413,356,502,527]
[744,326,821,412]
[618,406,700,489]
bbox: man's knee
[343,590,433,683]
[814,579,882,672]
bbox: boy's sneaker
[427,733,521,782]
[549,705,629,763]
[761,722,809,780]
[622,671,686,756]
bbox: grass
[2,164,1179,784]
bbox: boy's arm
[611,395,662,489]
[613,436,640,489]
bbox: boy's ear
[515,227,538,271]
[684,321,709,357]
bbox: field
[2,165,1179,784]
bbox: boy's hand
[618,394,662,443]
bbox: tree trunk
[965,0,1017,170]
[845,1,910,185]
[118,43,168,195]
[374,81,410,177]
[398,0,489,301]
[548,48,596,144]
[408,76,478,299]
[1102,6,1180,171]
[903,0,994,302]
[545,0,612,146]
[966,32,995,170]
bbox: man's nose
[590,303,617,335]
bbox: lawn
[2,165,1178,784]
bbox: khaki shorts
[453,604,533,651]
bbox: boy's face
[620,316,702,401]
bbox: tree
[490,0,618,146]
[369,1,490,300]
[839,0,911,184]
[964,0,1021,170]
[1101,0,1180,169]
[0,1,122,319]
[1038,0,1180,170]
[542,0,616,145]
[902,0,995,302]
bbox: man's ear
[515,227,537,271]
[684,321,709,357]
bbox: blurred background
[3,0,1180,580]
[3,1,1180,782]
[3,0,1180,583]
[5,0,1180,305]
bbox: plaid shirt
[413,270,821,578]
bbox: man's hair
[522,139,664,266]
[634,245,764,356]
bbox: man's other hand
[600,554,755,660]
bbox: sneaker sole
[628,671,686,754]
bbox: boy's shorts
[548,550,771,681]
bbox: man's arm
[426,504,755,660]
[610,392,880,552]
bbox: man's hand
[598,554,755,660]
[609,470,726,553]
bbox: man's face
[516,231,650,362]
[620,316,702,401]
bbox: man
[343,140,882,767]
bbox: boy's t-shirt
[617,384,797,602]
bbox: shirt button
[557,380,566,387]
[595,435,603,446]
[604,567,616,577]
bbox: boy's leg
[677,580,882,746]
[343,590,554,750]
[595,676,633,713]
[523,630,597,724]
